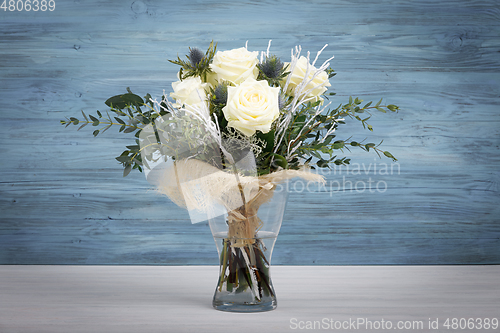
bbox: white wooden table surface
[1,265,498,333]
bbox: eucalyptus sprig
[61,88,168,176]
[289,97,398,169]
[251,96,398,173]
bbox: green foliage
[105,92,144,109]
[325,67,337,79]
[284,97,399,169]
[60,88,168,177]
[250,95,399,175]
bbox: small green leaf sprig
[277,97,398,172]
[61,88,169,176]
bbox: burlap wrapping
[147,158,325,246]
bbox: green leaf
[387,104,399,112]
[294,114,307,125]
[92,130,99,137]
[123,127,136,134]
[365,143,376,151]
[116,156,131,163]
[144,93,153,107]
[123,164,132,177]
[375,98,382,107]
[332,141,344,149]
[383,151,397,161]
[323,135,334,145]
[270,154,288,169]
[89,114,99,126]
[316,159,329,168]
[310,150,322,159]
[105,93,145,109]
[81,110,89,121]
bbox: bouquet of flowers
[61,40,398,310]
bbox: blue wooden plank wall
[0,0,499,265]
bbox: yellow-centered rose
[170,76,209,109]
[223,78,280,137]
[210,47,259,85]
[285,56,331,102]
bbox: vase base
[212,299,277,313]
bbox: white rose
[170,76,209,109]
[210,47,259,85]
[285,56,331,102]
[223,78,280,137]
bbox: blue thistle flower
[257,55,289,87]
[212,83,228,105]
[169,41,217,82]
[259,55,284,79]
[189,48,205,67]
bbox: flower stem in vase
[213,187,278,311]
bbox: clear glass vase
[208,186,288,312]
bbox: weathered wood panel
[0,0,499,264]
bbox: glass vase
[208,186,288,312]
